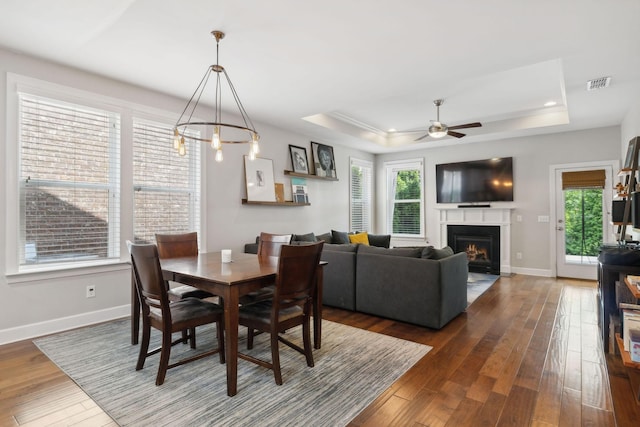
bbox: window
[18,93,121,268]
[132,119,201,244]
[385,159,424,237]
[350,158,373,232]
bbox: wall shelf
[241,199,309,207]
[284,170,338,181]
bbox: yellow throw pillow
[348,231,369,245]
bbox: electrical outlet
[86,285,96,298]
[516,252,523,260]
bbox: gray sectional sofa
[245,231,469,330]
[321,243,468,329]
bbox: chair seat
[150,297,223,330]
[168,284,214,301]
[239,299,303,324]
[239,285,275,305]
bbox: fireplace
[447,225,500,274]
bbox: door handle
[557,227,564,231]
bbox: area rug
[34,318,431,427]
[467,272,500,305]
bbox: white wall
[375,127,621,274]
[202,124,370,254]
[0,48,372,343]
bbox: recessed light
[544,101,557,107]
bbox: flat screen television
[436,157,514,204]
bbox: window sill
[6,260,131,285]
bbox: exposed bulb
[215,148,223,162]
[251,133,260,154]
[173,128,180,150]
[249,148,256,161]
[211,126,221,150]
[178,139,186,156]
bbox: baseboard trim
[510,267,554,277]
[0,305,130,345]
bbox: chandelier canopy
[173,30,259,161]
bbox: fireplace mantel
[438,207,513,275]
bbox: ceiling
[1,0,639,153]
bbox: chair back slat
[130,244,170,316]
[155,232,198,259]
[274,242,324,306]
[257,232,292,258]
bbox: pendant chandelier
[173,30,259,162]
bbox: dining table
[131,251,325,396]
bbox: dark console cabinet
[597,250,640,352]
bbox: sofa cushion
[358,244,422,258]
[331,229,351,244]
[422,245,454,260]
[367,233,391,248]
[316,232,333,244]
[348,231,369,245]
[293,232,317,242]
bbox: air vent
[587,76,611,91]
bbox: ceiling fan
[414,99,482,141]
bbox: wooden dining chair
[238,241,324,385]
[155,232,215,302]
[130,243,225,386]
[240,232,293,305]
[257,232,293,258]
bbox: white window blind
[18,93,121,267]
[132,119,201,245]
[350,158,373,232]
[386,159,424,237]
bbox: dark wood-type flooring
[1,275,639,426]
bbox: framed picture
[244,156,276,202]
[624,138,638,169]
[289,145,309,174]
[311,142,337,178]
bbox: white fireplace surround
[439,208,512,275]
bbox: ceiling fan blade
[448,122,482,131]
[447,130,466,138]
[414,133,430,141]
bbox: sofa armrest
[244,243,258,254]
[320,246,357,310]
[437,252,469,326]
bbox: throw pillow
[331,229,351,244]
[422,246,454,259]
[367,233,391,248]
[316,232,333,244]
[348,232,369,245]
[293,232,317,242]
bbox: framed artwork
[244,156,276,202]
[311,142,337,178]
[624,138,638,169]
[289,145,309,174]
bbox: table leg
[131,269,140,345]
[223,288,240,396]
[313,265,324,349]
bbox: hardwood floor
[1,275,639,426]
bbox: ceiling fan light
[428,123,448,138]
